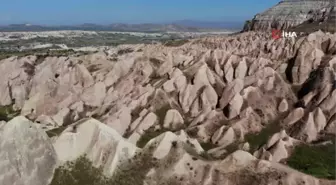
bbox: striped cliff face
[289,2,336,33]
[243,0,335,32]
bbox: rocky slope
[243,0,335,32]
[0,29,335,184]
[1,116,335,185]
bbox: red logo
[272,29,281,40]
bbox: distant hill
[0,21,242,32]
[0,23,203,32]
[173,20,244,30]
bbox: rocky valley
[0,29,334,185]
[0,1,335,185]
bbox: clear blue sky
[0,0,279,25]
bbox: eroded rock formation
[243,0,335,32]
[0,25,335,185]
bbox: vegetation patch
[245,121,281,152]
[290,19,336,34]
[149,57,166,75]
[0,49,92,60]
[117,48,134,55]
[87,64,100,73]
[0,105,20,122]
[199,151,215,161]
[46,126,67,138]
[163,39,189,47]
[287,141,335,180]
[132,104,173,148]
[136,128,170,148]
[110,150,158,185]
[135,103,178,148]
[297,68,323,99]
[50,150,159,185]
[149,57,163,66]
[199,142,242,160]
[155,104,172,126]
[49,155,111,185]
[130,106,144,123]
[228,169,285,185]
[223,142,241,157]
[200,142,217,151]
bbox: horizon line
[0,19,247,27]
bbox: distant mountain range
[172,20,244,30]
[0,21,243,32]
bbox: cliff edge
[243,0,335,32]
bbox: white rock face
[163,80,175,93]
[104,55,135,87]
[224,60,234,82]
[217,150,256,173]
[228,93,244,119]
[219,79,244,109]
[255,130,298,163]
[235,59,248,79]
[128,112,158,144]
[106,107,132,135]
[54,118,139,176]
[0,57,32,107]
[0,121,5,128]
[81,82,106,107]
[52,108,70,126]
[298,108,328,142]
[278,99,289,113]
[0,116,57,185]
[146,130,204,159]
[35,114,57,130]
[213,127,235,147]
[163,109,184,130]
[283,108,305,125]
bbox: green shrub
[200,142,217,151]
[163,39,189,47]
[46,126,67,138]
[50,150,159,185]
[49,155,111,185]
[199,151,215,161]
[287,142,335,180]
[245,121,281,152]
[117,48,134,55]
[155,104,171,126]
[136,128,169,148]
[224,142,240,156]
[110,151,157,185]
[149,57,164,67]
[0,105,20,122]
[130,106,143,123]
